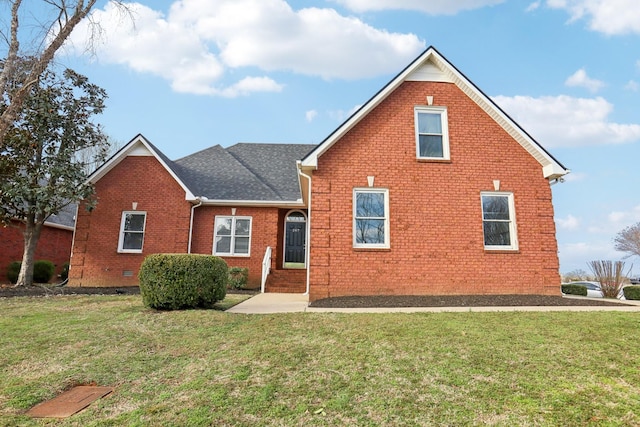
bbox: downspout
[187,197,203,254]
[298,165,312,296]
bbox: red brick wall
[0,222,73,283]
[69,156,192,287]
[190,206,282,288]
[308,81,561,301]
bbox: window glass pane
[234,237,250,254]
[124,213,145,231]
[356,192,385,218]
[215,236,231,253]
[483,222,511,246]
[122,232,143,250]
[355,219,385,244]
[419,135,444,158]
[482,196,510,220]
[235,219,250,236]
[418,112,442,134]
[215,218,233,235]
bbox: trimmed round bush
[561,284,587,296]
[33,260,55,283]
[623,285,640,301]
[227,267,249,289]
[7,261,21,284]
[139,254,228,310]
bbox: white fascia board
[199,199,306,208]
[87,134,197,200]
[301,47,569,180]
[42,221,74,231]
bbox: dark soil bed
[0,285,257,299]
[310,294,630,308]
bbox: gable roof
[45,203,77,230]
[300,46,569,180]
[89,134,313,205]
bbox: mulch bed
[310,294,631,308]
[0,285,631,307]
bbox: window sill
[484,249,520,254]
[417,158,451,164]
[214,254,251,258]
[117,250,143,254]
[353,247,391,252]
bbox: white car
[563,281,626,299]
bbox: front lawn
[1,295,639,426]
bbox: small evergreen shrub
[623,286,640,300]
[228,267,249,289]
[60,263,70,281]
[33,260,55,283]
[7,261,21,284]
[561,284,587,296]
[139,254,228,310]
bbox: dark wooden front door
[284,221,306,267]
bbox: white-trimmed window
[415,107,450,160]
[213,216,252,256]
[353,188,390,248]
[481,192,518,250]
[118,211,146,253]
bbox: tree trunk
[15,221,43,287]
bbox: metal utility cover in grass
[27,386,113,418]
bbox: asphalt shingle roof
[173,143,314,202]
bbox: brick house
[69,47,569,300]
[1,205,75,283]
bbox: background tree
[0,63,109,287]
[588,260,628,298]
[0,0,127,142]
[614,222,640,259]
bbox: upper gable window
[415,107,450,160]
[118,211,146,253]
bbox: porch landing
[227,293,309,314]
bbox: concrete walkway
[226,293,640,314]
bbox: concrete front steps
[265,269,306,293]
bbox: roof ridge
[225,145,285,198]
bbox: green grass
[1,295,640,426]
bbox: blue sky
[42,0,640,275]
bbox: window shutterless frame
[353,188,390,249]
[117,211,147,253]
[213,216,252,256]
[481,192,518,251]
[414,106,450,160]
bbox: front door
[284,211,306,268]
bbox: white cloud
[306,110,318,122]
[492,94,640,147]
[328,104,362,122]
[565,69,605,93]
[67,0,425,96]
[556,214,580,230]
[333,0,505,15]
[558,240,621,271]
[546,0,640,35]
[625,80,639,92]
[526,2,541,12]
[563,171,586,182]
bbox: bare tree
[614,222,640,259]
[0,1,127,142]
[588,260,629,298]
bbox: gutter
[187,197,203,253]
[297,162,312,296]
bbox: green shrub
[7,261,21,284]
[139,254,228,310]
[228,267,249,289]
[33,260,55,283]
[623,286,640,300]
[60,263,70,281]
[561,284,587,296]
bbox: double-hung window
[481,192,518,250]
[213,216,252,256]
[353,188,389,248]
[118,211,146,253]
[415,107,450,160]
